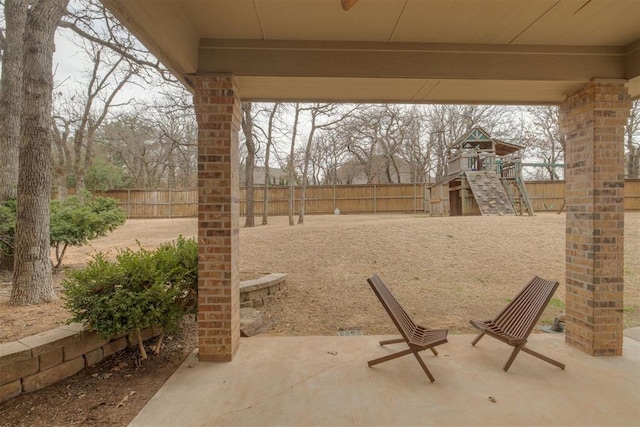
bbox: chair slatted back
[493,276,559,340]
[367,274,416,341]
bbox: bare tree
[256,103,281,225]
[398,106,430,183]
[286,103,301,226]
[241,102,256,227]
[338,104,417,184]
[298,103,350,224]
[522,106,565,180]
[339,105,386,184]
[309,132,350,185]
[0,0,27,271]
[0,0,27,202]
[95,89,196,190]
[52,45,133,198]
[100,113,172,188]
[147,89,198,188]
[626,100,640,178]
[60,0,176,85]
[11,0,70,305]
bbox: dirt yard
[1,212,639,426]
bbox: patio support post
[560,81,631,356]
[193,75,242,361]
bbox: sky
[53,32,83,85]
[53,26,161,105]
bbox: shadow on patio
[130,330,640,426]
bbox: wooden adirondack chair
[470,275,566,372]
[367,274,449,382]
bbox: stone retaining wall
[0,323,161,404]
[0,273,286,404]
[240,273,287,308]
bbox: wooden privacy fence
[98,180,640,218]
[242,184,427,216]
[95,188,198,218]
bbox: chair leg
[379,338,405,346]
[521,346,565,370]
[380,338,438,356]
[412,351,436,383]
[471,331,485,347]
[368,348,413,367]
[503,345,523,372]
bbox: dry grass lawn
[1,212,639,342]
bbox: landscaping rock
[240,308,267,337]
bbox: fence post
[423,183,428,213]
[333,185,336,212]
[373,185,377,214]
[169,187,173,218]
[127,189,131,217]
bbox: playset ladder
[465,171,515,216]
[500,177,535,216]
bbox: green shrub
[0,200,17,259]
[63,236,198,359]
[0,200,17,270]
[0,194,126,270]
[50,193,126,268]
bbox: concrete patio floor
[130,329,640,427]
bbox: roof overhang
[101,0,640,104]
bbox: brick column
[193,75,241,361]
[560,82,631,356]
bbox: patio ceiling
[102,0,640,104]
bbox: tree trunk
[0,0,27,202]
[242,103,255,227]
[298,113,318,225]
[288,104,301,226]
[0,0,26,271]
[627,104,639,178]
[10,0,69,306]
[262,104,279,225]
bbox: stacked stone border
[240,273,287,308]
[0,323,162,404]
[0,273,285,404]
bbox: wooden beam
[199,40,627,82]
[625,39,640,81]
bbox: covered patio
[130,331,640,426]
[98,1,640,423]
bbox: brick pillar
[560,82,631,356]
[193,75,241,361]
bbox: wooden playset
[428,127,533,216]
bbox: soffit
[102,0,640,103]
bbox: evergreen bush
[50,193,126,268]
[63,236,198,359]
[0,200,17,270]
[0,194,126,270]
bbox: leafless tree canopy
[97,89,197,189]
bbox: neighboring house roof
[239,165,288,185]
